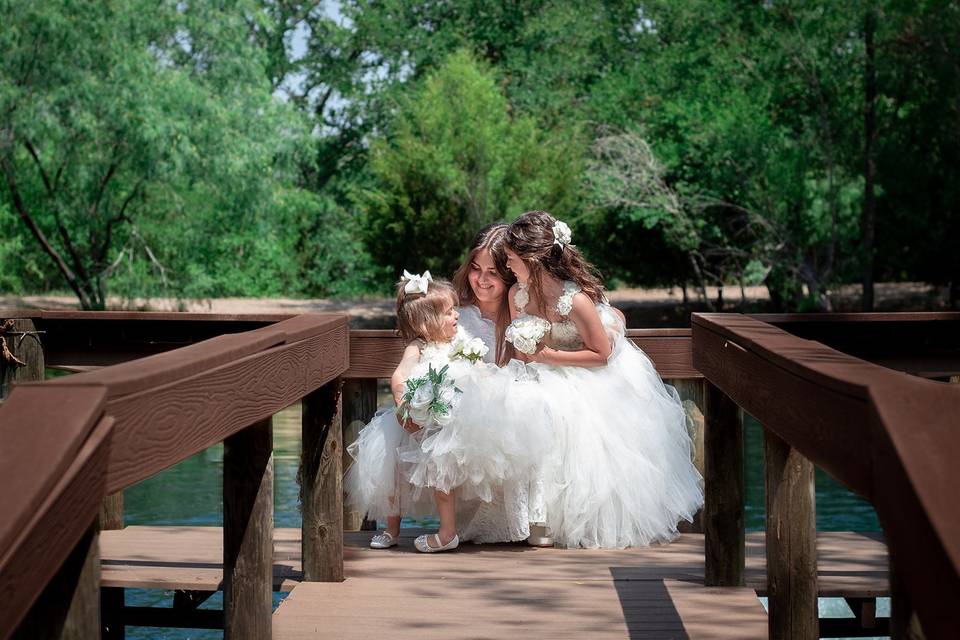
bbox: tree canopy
[2,0,958,310]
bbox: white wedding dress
[454,306,541,543]
[512,282,704,549]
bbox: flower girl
[503,210,704,549]
[345,271,544,552]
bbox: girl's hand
[401,416,422,434]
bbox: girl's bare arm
[531,293,611,368]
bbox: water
[122,406,883,639]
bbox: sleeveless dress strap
[556,281,581,317]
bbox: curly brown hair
[452,223,516,363]
[505,210,605,316]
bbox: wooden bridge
[0,310,958,638]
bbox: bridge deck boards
[99,526,887,598]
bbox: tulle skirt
[522,306,704,549]
[398,360,552,506]
[343,409,435,521]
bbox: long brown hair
[506,210,605,317]
[452,223,515,364]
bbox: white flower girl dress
[509,282,704,549]
[344,326,549,527]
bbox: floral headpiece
[401,269,432,295]
[552,219,572,249]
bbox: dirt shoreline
[2,282,949,328]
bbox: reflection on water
[124,403,881,639]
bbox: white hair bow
[402,269,432,295]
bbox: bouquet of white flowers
[505,315,552,355]
[397,364,461,428]
[451,330,489,363]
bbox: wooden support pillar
[13,521,100,639]
[301,379,344,582]
[703,381,744,586]
[0,318,44,397]
[672,378,705,534]
[890,560,926,640]
[341,378,378,531]
[764,426,818,639]
[100,492,124,530]
[223,417,274,640]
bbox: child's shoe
[369,531,398,549]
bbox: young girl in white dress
[345,271,546,552]
[503,210,704,549]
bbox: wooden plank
[12,523,100,640]
[223,417,274,640]
[703,382,744,586]
[346,329,700,379]
[99,527,888,598]
[301,380,344,582]
[80,323,348,493]
[341,378,378,531]
[764,427,818,639]
[273,578,767,639]
[0,413,113,639]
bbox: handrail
[0,312,350,637]
[692,312,960,638]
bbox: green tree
[0,0,307,308]
[360,49,579,278]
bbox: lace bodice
[514,281,584,351]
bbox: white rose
[409,383,433,411]
[552,219,572,247]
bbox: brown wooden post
[13,522,100,639]
[301,379,344,582]
[99,493,124,530]
[764,426,818,639]
[223,417,274,640]
[703,381,744,586]
[0,318,44,397]
[341,378,378,531]
[890,559,926,640]
[672,378,705,534]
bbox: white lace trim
[556,281,580,316]
[514,283,529,313]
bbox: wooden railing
[693,312,960,639]
[0,312,349,639]
[3,309,957,639]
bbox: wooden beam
[703,381,744,586]
[13,522,100,639]
[765,427,818,639]
[223,418,274,640]
[100,492,124,531]
[341,378,378,531]
[301,380,344,582]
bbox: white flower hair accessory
[402,269,432,295]
[552,219,572,249]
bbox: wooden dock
[100,526,889,638]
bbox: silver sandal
[369,531,399,549]
[414,533,459,553]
